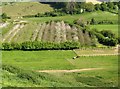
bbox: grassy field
[2,50,76,70]
[2,50,118,87]
[24,11,118,24]
[90,24,118,36]
[2,2,53,17]
[2,50,118,70]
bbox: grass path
[37,68,104,73]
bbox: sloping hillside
[2,21,94,46]
[2,2,53,17]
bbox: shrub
[100,30,116,39]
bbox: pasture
[1,2,119,87]
[2,50,118,87]
[90,24,118,36]
[25,11,118,24]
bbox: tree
[65,2,76,14]
[101,3,107,11]
[85,2,95,12]
[95,4,101,10]
[107,2,114,9]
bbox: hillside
[1,1,119,87]
[2,21,94,46]
[2,2,53,17]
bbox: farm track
[37,68,104,73]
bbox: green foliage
[90,18,96,25]
[118,37,120,44]
[1,13,8,19]
[95,4,101,10]
[100,30,116,38]
[85,3,95,12]
[94,30,118,46]
[74,18,88,27]
[107,2,114,9]
[2,41,80,50]
[2,43,13,50]
[2,64,58,85]
[100,3,108,11]
[2,51,118,87]
[90,25,118,36]
[103,38,118,46]
[1,13,10,22]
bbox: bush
[94,32,117,46]
[100,30,116,39]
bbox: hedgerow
[2,41,80,50]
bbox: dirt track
[37,68,104,73]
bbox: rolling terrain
[1,2,119,88]
[2,2,53,18]
[2,21,94,46]
[2,50,118,87]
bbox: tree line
[23,2,119,18]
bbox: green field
[90,24,118,36]
[1,2,119,87]
[2,50,118,87]
[2,50,76,70]
[24,11,118,24]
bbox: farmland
[90,24,118,36]
[2,21,93,45]
[1,2,119,88]
[25,11,118,24]
[2,50,118,87]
